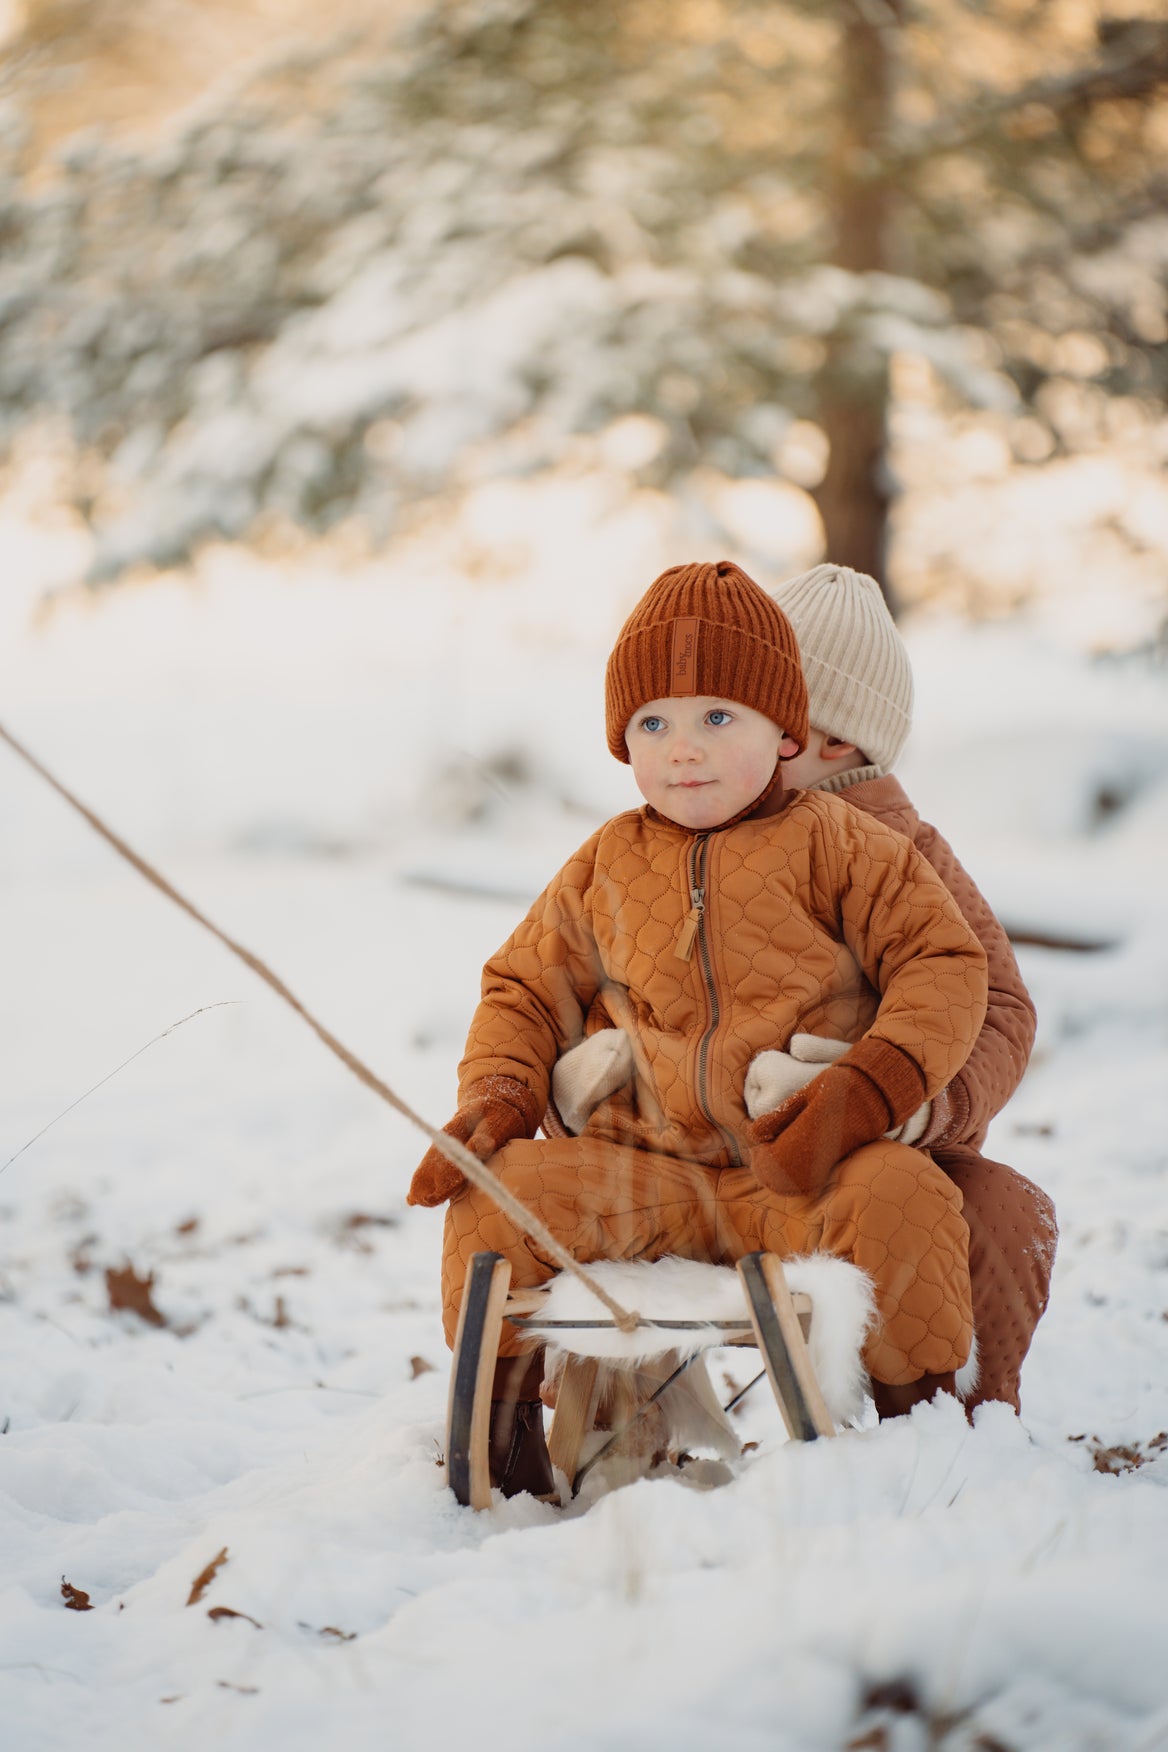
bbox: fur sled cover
[531,1254,877,1431]
[956,1333,979,1400]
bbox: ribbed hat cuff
[801,652,910,773]
[608,627,807,760]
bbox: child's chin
[662,793,736,830]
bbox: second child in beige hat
[771,561,912,786]
[756,560,1056,1415]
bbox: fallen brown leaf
[1070,1430,1168,1475]
[208,1606,263,1629]
[1092,1431,1168,1475]
[297,1619,357,1641]
[186,1547,229,1605]
[334,1211,398,1251]
[106,1263,167,1328]
[844,1730,888,1752]
[410,1355,435,1379]
[61,1578,92,1611]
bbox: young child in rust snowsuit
[408,560,989,1495]
[554,562,1057,1417]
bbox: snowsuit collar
[813,768,920,840]
[643,779,802,837]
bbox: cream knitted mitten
[552,1029,635,1135]
[745,1033,933,1145]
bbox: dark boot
[871,1370,958,1422]
[488,1352,556,1499]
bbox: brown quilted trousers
[932,1145,1056,1411]
[822,771,1056,1410]
[443,1135,972,1385]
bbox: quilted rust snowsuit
[819,770,1057,1411]
[441,786,989,1387]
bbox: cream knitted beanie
[769,563,913,773]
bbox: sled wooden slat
[758,1255,833,1437]
[737,1253,834,1442]
[446,1252,512,1509]
[547,1356,600,1484]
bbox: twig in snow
[0,1002,240,1177]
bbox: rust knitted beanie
[605,559,809,762]
[770,563,913,773]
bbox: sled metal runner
[446,1250,835,1509]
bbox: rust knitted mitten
[406,1075,539,1208]
[746,1037,926,1199]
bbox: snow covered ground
[2,494,1168,1751]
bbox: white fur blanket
[528,1255,877,1430]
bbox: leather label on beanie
[671,619,699,694]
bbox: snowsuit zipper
[678,834,742,1167]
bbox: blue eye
[641,715,665,733]
[707,709,732,726]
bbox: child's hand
[745,1038,926,1198]
[406,1075,539,1207]
[746,1033,936,1148]
[743,1034,849,1119]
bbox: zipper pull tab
[675,887,704,962]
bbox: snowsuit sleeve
[809,799,990,1102]
[911,821,1037,1149]
[457,829,606,1117]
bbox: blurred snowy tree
[0,0,1164,599]
[809,2,1168,598]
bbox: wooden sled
[446,1250,836,1510]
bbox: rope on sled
[0,721,640,1335]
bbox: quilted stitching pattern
[846,774,1037,1150]
[935,1144,1058,1410]
[459,791,988,1173]
[442,1135,972,1386]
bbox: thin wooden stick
[0,721,638,1334]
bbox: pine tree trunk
[811,2,902,613]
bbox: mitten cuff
[541,1098,571,1140]
[839,1037,926,1130]
[464,1073,542,1139]
[917,1079,968,1150]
